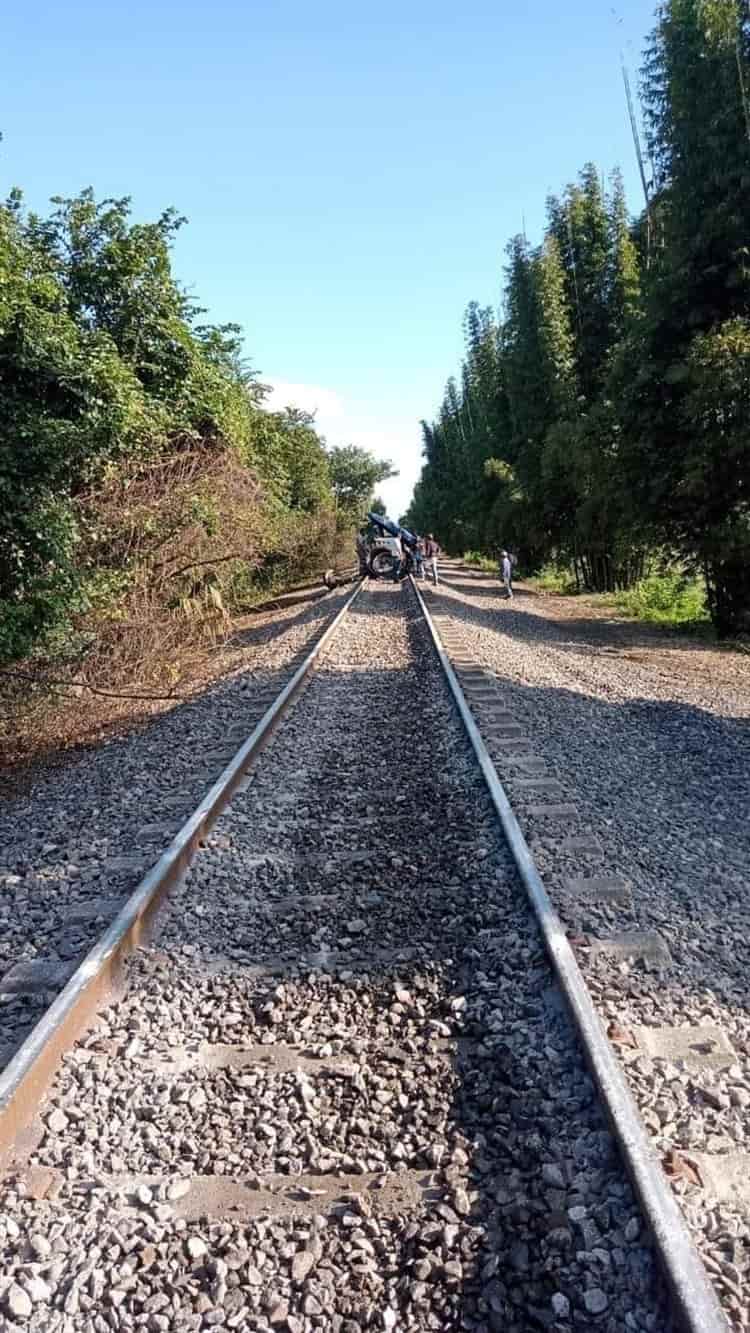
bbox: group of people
[410,533,440,584]
[356,516,515,596]
[356,522,440,584]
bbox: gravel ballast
[0,586,353,1068]
[0,582,670,1331]
[423,563,750,1328]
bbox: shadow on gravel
[152,583,671,1329]
[222,588,341,651]
[431,576,737,663]
[413,584,750,1330]
[439,573,544,602]
[0,583,679,1332]
[423,580,750,1043]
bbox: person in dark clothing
[356,527,369,577]
[413,537,425,580]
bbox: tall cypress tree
[413,3,750,623]
[621,0,750,632]
[606,170,641,340]
[547,166,613,400]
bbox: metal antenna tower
[736,35,750,145]
[621,53,652,264]
[566,205,583,335]
[621,54,650,210]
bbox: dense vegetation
[0,186,393,670]
[406,0,750,636]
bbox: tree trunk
[704,548,750,638]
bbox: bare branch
[165,552,246,581]
[0,668,187,703]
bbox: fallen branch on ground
[0,667,188,703]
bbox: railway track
[420,563,750,1331]
[0,581,357,1072]
[0,578,729,1330]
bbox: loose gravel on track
[0,586,353,1071]
[423,563,750,1329]
[0,583,671,1331]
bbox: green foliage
[0,185,340,664]
[327,445,397,522]
[0,198,151,659]
[408,171,644,575]
[532,563,708,626]
[532,563,580,594]
[619,0,750,633]
[462,550,497,571]
[0,500,83,663]
[615,572,708,624]
[411,0,750,634]
[254,405,333,513]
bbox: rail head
[0,577,366,1163]
[410,575,728,1333]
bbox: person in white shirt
[501,550,513,600]
[392,534,404,583]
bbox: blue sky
[3,0,656,516]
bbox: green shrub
[615,572,708,625]
[463,550,497,571]
[1,184,391,678]
[533,563,578,593]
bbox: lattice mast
[621,53,652,265]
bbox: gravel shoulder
[455,570,750,706]
[424,564,750,1329]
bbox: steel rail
[0,578,366,1163]
[411,576,727,1333]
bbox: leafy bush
[0,187,343,665]
[533,563,578,593]
[615,573,708,626]
[1,172,398,745]
[463,550,497,571]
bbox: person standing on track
[424,534,440,585]
[392,531,405,583]
[356,527,369,577]
[501,549,514,600]
[413,536,426,581]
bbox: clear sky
[2,0,657,517]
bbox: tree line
[405,0,750,636]
[0,185,393,665]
